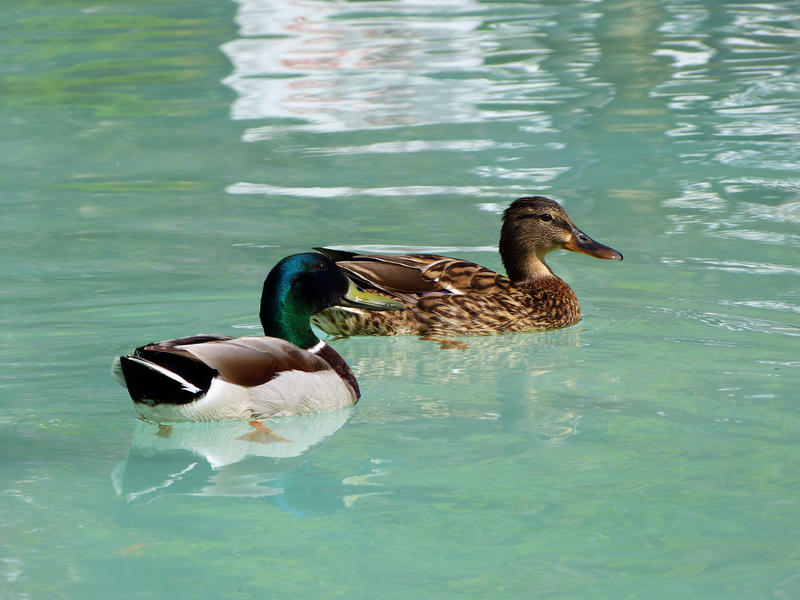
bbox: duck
[310,196,622,339]
[112,252,403,423]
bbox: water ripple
[222,0,610,134]
[226,182,526,197]
[472,165,569,183]
[653,306,800,337]
[663,186,727,211]
[720,300,800,315]
[305,139,523,155]
[222,0,497,131]
[662,257,800,276]
[663,181,800,246]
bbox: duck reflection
[343,329,582,382]
[111,410,379,513]
[343,329,585,444]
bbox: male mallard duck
[311,196,622,338]
[112,252,403,423]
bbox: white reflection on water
[663,184,727,211]
[663,185,800,246]
[738,200,800,223]
[472,165,570,182]
[220,0,601,140]
[723,176,800,193]
[662,257,800,276]
[306,139,518,155]
[653,40,716,68]
[721,299,800,315]
[712,228,799,245]
[112,411,353,502]
[222,0,488,131]
[716,149,800,171]
[652,306,800,337]
[226,182,523,197]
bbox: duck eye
[540,213,553,222]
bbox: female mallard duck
[311,196,622,338]
[113,252,403,423]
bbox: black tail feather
[119,355,213,406]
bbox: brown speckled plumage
[311,196,622,337]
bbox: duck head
[259,253,403,348]
[499,196,622,282]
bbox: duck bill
[563,229,623,260]
[338,280,405,311]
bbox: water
[2,0,799,597]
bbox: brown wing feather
[411,256,508,295]
[316,248,507,301]
[336,259,441,300]
[141,334,235,355]
[176,337,331,388]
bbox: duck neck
[499,233,556,283]
[259,285,320,350]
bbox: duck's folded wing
[413,291,523,334]
[314,247,506,299]
[175,337,331,387]
[414,281,574,334]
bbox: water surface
[2,0,799,597]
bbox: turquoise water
[2,0,799,597]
